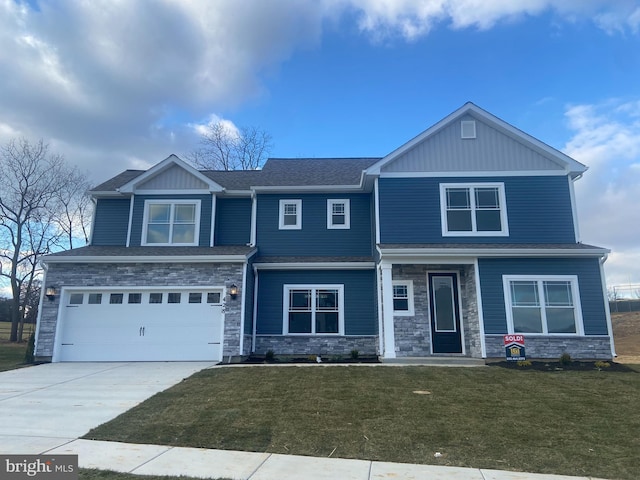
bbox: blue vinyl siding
[478,257,608,335]
[378,176,576,244]
[215,198,251,246]
[129,194,213,247]
[256,270,377,335]
[91,198,130,246]
[256,194,373,257]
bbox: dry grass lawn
[611,311,640,363]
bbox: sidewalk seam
[128,445,175,474]
[246,453,272,480]
[366,460,373,479]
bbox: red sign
[504,335,524,346]
[504,335,526,361]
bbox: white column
[381,262,396,359]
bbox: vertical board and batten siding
[381,114,564,173]
[215,198,252,246]
[478,257,608,335]
[256,193,373,257]
[129,194,213,247]
[91,198,131,246]
[256,270,377,335]
[378,176,575,244]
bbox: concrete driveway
[0,362,216,454]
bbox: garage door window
[149,293,163,304]
[128,293,142,304]
[168,293,181,304]
[207,292,221,304]
[88,293,102,304]
[189,293,202,303]
[69,293,83,305]
[110,293,124,304]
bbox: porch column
[381,262,396,359]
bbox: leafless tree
[190,121,273,171]
[0,138,89,342]
[53,167,92,249]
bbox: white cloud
[563,100,640,286]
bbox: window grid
[279,199,302,230]
[441,183,507,236]
[143,200,199,246]
[285,285,343,335]
[327,199,350,229]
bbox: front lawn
[0,341,28,371]
[85,365,640,480]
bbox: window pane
[544,281,573,306]
[88,293,102,304]
[512,307,543,333]
[510,282,539,306]
[332,214,345,225]
[149,293,163,304]
[109,293,123,304]
[475,187,499,208]
[316,312,339,333]
[69,293,83,305]
[546,308,577,333]
[447,210,472,231]
[207,292,221,304]
[332,203,345,215]
[317,289,338,310]
[284,203,297,215]
[149,204,170,222]
[433,277,455,331]
[146,224,170,243]
[475,210,502,231]
[128,293,142,304]
[172,224,195,244]
[290,290,311,310]
[174,204,195,223]
[189,292,202,303]
[289,312,312,333]
[393,298,409,311]
[447,188,470,208]
[283,214,297,226]
[393,285,408,298]
[168,293,181,304]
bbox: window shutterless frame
[327,199,350,229]
[439,182,509,237]
[282,284,344,335]
[278,199,302,230]
[392,280,414,316]
[141,199,201,246]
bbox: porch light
[229,284,238,299]
[45,286,58,301]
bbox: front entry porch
[378,262,484,359]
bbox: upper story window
[440,183,508,236]
[327,199,350,229]
[142,200,201,246]
[279,199,302,230]
[503,275,583,335]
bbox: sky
[1,0,640,291]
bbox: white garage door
[55,288,224,362]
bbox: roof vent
[461,120,476,139]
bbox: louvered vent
[461,120,476,139]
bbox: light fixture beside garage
[45,286,58,301]
[229,284,238,299]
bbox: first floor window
[284,285,344,335]
[142,200,200,246]
[392,281,414,316]
[504,276,582,334]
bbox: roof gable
[366,103,587,178]
[118,155,224,193]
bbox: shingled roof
[90,157,381,193]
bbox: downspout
[599,254,617,358]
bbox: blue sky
[1,0,640,289]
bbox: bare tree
[190,121,273,171]
[0,138,86,342]
[53,167,92,249]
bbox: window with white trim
[503,275,583,335]
[392,281,414,316]
[279,199,302,230]
[142,200,201,246]
[440,183,508,236]
[327,199,350,229]
[283,285,344,335]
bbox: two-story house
[34,103,615,363]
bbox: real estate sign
[504,334,525,361]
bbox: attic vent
[461,120,476,139]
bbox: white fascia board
[118,154,224,193]
[379,170,569,178]
[253,262,376,270]
[378,247,610,259]
[43,254,252,264]
[90,191,130,197]
[250,185,364,193]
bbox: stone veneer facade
[253,335,378,356]
[484,335,613,359]
[36,262,245,361]
[390,264,483,358]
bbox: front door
[428,272,463,354]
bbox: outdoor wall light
[45,286,58,301]
[229,284,238,299]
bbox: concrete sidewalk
[42,439,607,480]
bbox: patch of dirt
[612,311,640,363]
[488,360,635,372]
[243,355,380,364]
